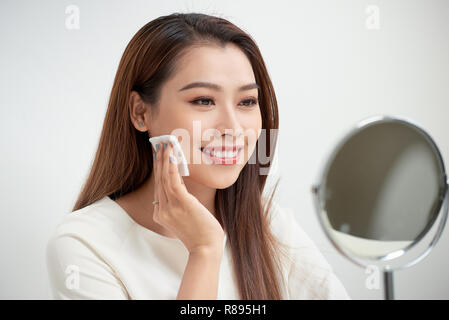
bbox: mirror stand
[383,267,394,300]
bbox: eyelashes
[189,97,259,108]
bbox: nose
[215,102,244,139]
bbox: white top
[46,195,351,300]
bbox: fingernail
[153,153,156,160]
[163,143,167,149]
[156,144,160,151]
[169,155,174,163]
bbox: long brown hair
[72,12,290,299]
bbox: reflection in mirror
[322,121,444,259]
[322,215,413,259]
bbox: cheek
[161,112,201,159]
[243,108,262,134]
[245,112,263,151]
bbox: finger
[161,142,173,199]
[152,143,158,192]
[164,142,184,195]
[152,145,160,217]
[160,142,170,204]
[156,143,169,205]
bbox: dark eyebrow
[178,81,260,92]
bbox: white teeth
[202,149,239,158]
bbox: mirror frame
[311,115,449,271]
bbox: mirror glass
[318,119,446,260]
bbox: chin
[209,177,239,190]
[190,165,243,189]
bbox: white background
[0,0,448,299]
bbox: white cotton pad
[149,135,190,176]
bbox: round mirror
[311,115,448,299]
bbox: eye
[190,97,215,106]
[189,97,259,107]
[240,98,258,107]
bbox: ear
[129,91,149,131]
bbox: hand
[152,142,225,255]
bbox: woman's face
[145,43,262,189]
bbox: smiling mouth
[200,146,243,164]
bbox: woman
[46,12,350,300]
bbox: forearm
[176,248,223,300]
